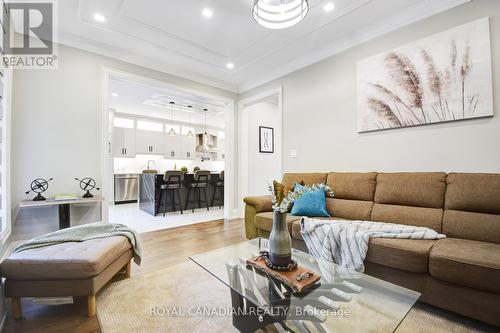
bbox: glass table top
[190,238,420,333]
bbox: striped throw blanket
[300,217,445,272]
[12,222,143,265]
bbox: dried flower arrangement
[268,180,334,213]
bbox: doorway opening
[101,69,235,233]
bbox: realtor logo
[2,0,58,69]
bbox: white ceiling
[108,77,226,129]
[54,0,469,92]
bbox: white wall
[11,44,236,239]
[246,102,281,196]
[240,0,500,174]
[239,98,282,214]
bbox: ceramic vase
[269,211,292,267]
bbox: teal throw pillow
[290,183,330,217]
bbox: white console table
[19,196,104,229]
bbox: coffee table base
[231,288,289,333]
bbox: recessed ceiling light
[111,92,119,97]
[202,8,213,18]
[323,2,335,12]
[93,13,107,23]
[226,62,234,70]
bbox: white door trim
[237,86,283,217]
[100,67,237,221]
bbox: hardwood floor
[2,218,246,333]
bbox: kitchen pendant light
[252,0,309,30]
[168,101,176,136]
[186,105,194,137]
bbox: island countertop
[138,173,223,216]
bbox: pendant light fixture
[252,0,309,30]
[186,105,194,137]
[168,101,176,136]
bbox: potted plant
[268,181,334,268]
[180,167,188,174]
[193,166,201,173]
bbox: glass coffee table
[190,238,420,333]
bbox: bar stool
[211,170,224,209]
[185,170,211,212]
[158,170,184,216]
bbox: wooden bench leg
[87,295,96,317]
[12,297,22,320]
[125,260,132,278]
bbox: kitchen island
[139,172,223,216]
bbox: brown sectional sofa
[243,172,500,327]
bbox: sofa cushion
[375,173,447,208]
[442,210,500,245]
[325,173,376,219]
[443,173,500,244]
[0,236,131,280]
[326,172,377,201]
[429,238,500,293]
[371,204,443,232]
[255,212,301,233]
[366,238,436,273]
[445,173,500,214]
[326,198,373,221]
[281,173,328,193]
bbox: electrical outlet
[289,149,297,158]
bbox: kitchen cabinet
[113,127,136,157]
[217,138,225,160]
[136,129,164,155]
[164,134,181,159]
[181,135,196,160]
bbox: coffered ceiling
[108,77,227,129]
[54,0,469,92]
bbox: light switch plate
[289,149,297,158]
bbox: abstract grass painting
[357,17,493,133]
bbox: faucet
[147,160,156,170]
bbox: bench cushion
[0,236,131,280]
[429,238,500,293]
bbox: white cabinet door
[181,135,196,160]
[164,135,182,159]
[136,130,164,155]
[113,127,136,157]
[123,128,136,157]
[113,127,126,157]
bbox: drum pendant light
[252,0,309,30]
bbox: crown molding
[59,31,239,93]
[237,0,471,93]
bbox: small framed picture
[259,126,274,153]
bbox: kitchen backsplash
[114,155,225,174]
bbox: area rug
[96,261,495,333]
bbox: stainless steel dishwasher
[114,174,139,204]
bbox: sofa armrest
[244,195,273,213]
[243,195,272,239]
